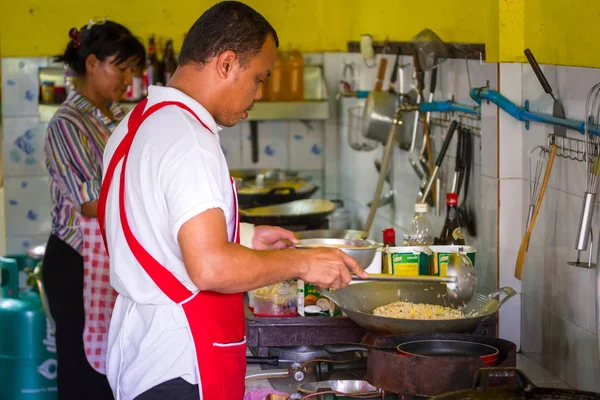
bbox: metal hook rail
[547,133,600,162]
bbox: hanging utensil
[388,47,402,95]
[451,128,465,193]
[420,121,459,203]
[373,39,391,92]
[459,128,477,237]
[524,49,567,137]
[515,144,557,280]
[364,108,402,233]
[250,120,259,163]
[525,145,550,251]
[570,83,600,268]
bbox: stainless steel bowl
[294,229,369,240]
[295,238,381,269]
[297,380,379,396]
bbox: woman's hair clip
[69,28,81,49]
[87,16,107,30]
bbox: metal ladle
[351,251,476,306]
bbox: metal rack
[547,133,600,162]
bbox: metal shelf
[247,100,329,120]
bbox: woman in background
[43,19,144,400]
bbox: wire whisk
[525,145,549,251]
[570,83,600,268]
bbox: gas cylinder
[0,256,57,400]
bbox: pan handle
[323,343,368,354]
[524,49,555,97]
[473,367,534,392]
[266,187,297,196]
[246,356,280,366]
[317,288,343,307]
[487,286,517,308]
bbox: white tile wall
[519,63,600,392]
[2,118,48,177]
[334,54,499,287]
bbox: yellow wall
[0,0,598,67]
[0,0,497,59]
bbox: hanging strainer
[412,28,449,71]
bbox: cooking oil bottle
[286,46,304,101]
[265,52,286,101]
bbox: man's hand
[252,225,298,250]
[298,248,368,289]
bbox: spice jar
[41,81,55,103]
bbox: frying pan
[396,339,498,366]
[239,199,335,226]
[319,282,516,334]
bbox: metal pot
[362,91,403,144]
[294,238,382,270]
[431,368,600,399]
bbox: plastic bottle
[265,52,286,101]
[286,46,304,101]
[406,203,434,246]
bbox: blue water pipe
[470,87,600,137]
[418,101,480,116]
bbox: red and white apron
[97,99,247,400]
[80,216,117,374]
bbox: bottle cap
[446,192,458,206]
[415,203,428,213]
[382,228,396,243]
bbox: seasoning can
[40,81,55,103]
[429,245,477,276]
[384,246,432,276]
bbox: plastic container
[405,203,434,245]
[251,281,298,317]
[265,52,286,101]
[286,47,304,101]
[327,200,351,230]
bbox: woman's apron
[97,99,246,400]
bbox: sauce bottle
[162,39,177,84]
[382,228,396,274]
[438,193,466,245]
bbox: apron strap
[98,98,148,254]
[98,99,237,304]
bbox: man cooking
[99,2,367,400]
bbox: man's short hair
[179,1,279,68]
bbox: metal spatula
[524,49,566,137]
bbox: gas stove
[246,310,509,399]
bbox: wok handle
[266,187,296,196]
[246,356,279,366]
[316,288,342,307]
[488,286,517,308]
[473,367,534,392]
[323,344,368,354]
[351,274,457,283]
